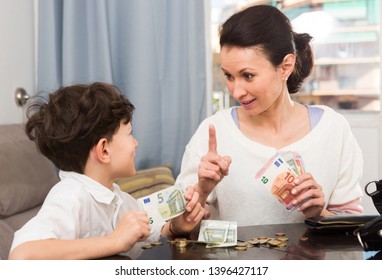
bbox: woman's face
[220,46,286,115]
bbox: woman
[175,5,363,226]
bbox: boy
[9,82,204,259]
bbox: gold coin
[236,242,248,247]
[142,245,153,249]
[248,240,260,245]
[235,246,247,251]
[267,240,282,246]
[258,239,268,244]
[175,240,188,248]
[277,237,289,242]
[275,232,285,236]
[258,236,268,240]
[250,237,259,242]
[151,241,163,246]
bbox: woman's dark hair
[219,5,313,93]
[25,82,135,173]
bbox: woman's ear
[281,54,296,80]
[93,138,111,163]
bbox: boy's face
[108,122,138,178]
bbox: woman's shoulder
[310,105,351,130]
[310,105,347,120]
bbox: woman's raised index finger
[208,124,217,154]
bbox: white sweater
[176,106,364,226]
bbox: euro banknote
[138,183,187,224]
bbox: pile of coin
[235,232,290,251]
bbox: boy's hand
[111,211,150,252]
[196,124,231,200]
[169,186,205,236]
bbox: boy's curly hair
[25,82,135,173]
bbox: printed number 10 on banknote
[255,154,299,211]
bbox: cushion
[0,220,14,259]
[0,124,59,218]
[116,165,175,198]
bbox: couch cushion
[0,124,59,218]
[0,220,14,260]
[115,165,175,198]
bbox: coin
[248,240,260,245]
[258,239,268,244]
[277,237,289,242]
[175,240,188,248]
[275,232,285,236]
[267,239,282,246]
[175,237,187,241]
[299,236,309,241]
[142,245,153,249]
[234,246,247,251]
[236,242,248,247]
[151,241,163,246]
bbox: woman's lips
[241,98,256,108]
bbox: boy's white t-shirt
[11,171,164,259]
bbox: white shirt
[176,106,364,226]
[11,171,163,259]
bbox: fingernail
[292,200,297,205]
[187,207,191,212]
[291,189,296,195]
[294,178,300,184]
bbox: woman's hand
[196,124,231,200]
[291,173,328,218]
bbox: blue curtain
[37,0,207,176]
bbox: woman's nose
[231,81,246,99]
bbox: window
[211,0,381,112]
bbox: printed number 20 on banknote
[255,154,299,211]
[138,183,187,224]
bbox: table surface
[128,223,381,260]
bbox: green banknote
[198,220,237,248]
[138,183,187,224]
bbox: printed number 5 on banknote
[138,183,187,225]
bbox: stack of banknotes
[255,151,306,211]
[138,185,237,248]
[197,220,237,248]
[138,183,187,225]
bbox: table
[132,223,381,260]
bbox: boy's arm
[9,211,150,260]
[9,237,122,260]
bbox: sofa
[0,123,174,259]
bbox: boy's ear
[93,138,111,163]
[281,54,296,80]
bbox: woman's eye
[223,73,233,81]
[243,73,254,79]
